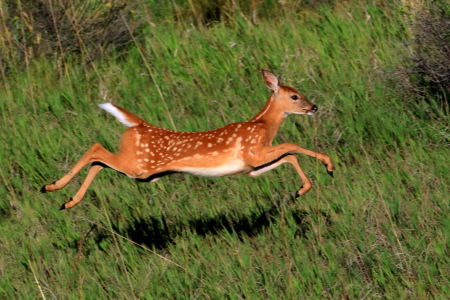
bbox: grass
[0,0,449,298]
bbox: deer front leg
[247,143,334,177]
[248,154,312,197]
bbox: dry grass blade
[28,260,46,300]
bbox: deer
[40,69,334,210]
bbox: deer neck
[250,95,287,139]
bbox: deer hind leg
[41,143,104,193]
[41,142,140,209]
[41,143,112,193]
[59,164,103,210]
[249,154,312,197]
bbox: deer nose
[312,105,318,112]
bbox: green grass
[0,1,449,298]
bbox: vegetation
[396,1,450,103]
[0,0,448,298]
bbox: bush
[149,0,335,26]
[401,2,450,104]
[0,0,142,70]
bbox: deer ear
[261,69,279,92]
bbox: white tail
[98,102,145,127]
[41,69,334,210]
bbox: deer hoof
[327,170,334,177]
[59,203,67,211]
[40,185,47,193]
[295,186,304,198]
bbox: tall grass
[0,0,448,298]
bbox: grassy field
[0,0,448,298]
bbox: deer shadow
[100,195,330,250]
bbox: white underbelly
[176,160,249,177]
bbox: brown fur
[41,69,333,210]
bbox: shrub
[0,0,142,70]
[401,2,449,104]
[152,0,335,26]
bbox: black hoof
[295,186,303,198]
[327,170,334,178]
[59,203,66,211]
[40,185,47,193]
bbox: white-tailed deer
[41,69,334,210]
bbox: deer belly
[176,159,249,177]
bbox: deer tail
[98,103,146,127]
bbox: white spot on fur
[135,133,141,146]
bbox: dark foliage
[158,0,335,26]
[402,3,450,104]
[1,0,142,69]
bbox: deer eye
[291,95,299,100]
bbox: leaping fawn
[41,69,334,210]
